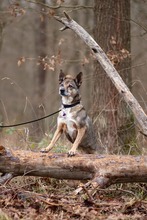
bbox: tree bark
[32,0,48,141]
[54,12,147,138]
[93,0,135,152]
[0,146,147,188]
[0,3,4,126]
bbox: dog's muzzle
[59,88,67,96]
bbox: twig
[74,181,91,195]
[63,11,71,21]
[82,184,94,202]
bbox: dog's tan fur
[41,70,101,156]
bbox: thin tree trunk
[33,0,47,140]
[0,7,4,125]
[93,0,135,153]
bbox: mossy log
[0,146,147,188]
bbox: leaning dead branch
[54,12,147,136]
[0,146,147,188]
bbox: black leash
[0,101,81,128]
[0,109,61,128]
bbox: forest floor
[1,177,147,220]
[0,130,147,220]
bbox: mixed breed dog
[41,70,102,156]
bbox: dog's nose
[60,88,65,95]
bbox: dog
[41,70,101,156]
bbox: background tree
[33,0,48,140]
[93,0,136,153]
[0,2,3,125]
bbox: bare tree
[0,2,5,126]
[93,0,136,153]
[33,0,48,140]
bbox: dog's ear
[59,69,65,84]
[75,72,83,88]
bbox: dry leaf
[17,57,25,67]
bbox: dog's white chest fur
[58,108,77,138]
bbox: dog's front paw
[40,144,53,153]
[68,149,76,157]
[40,148,50,153]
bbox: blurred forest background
[0,0,147,154]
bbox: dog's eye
[69,84,73,88]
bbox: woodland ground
[1,178,147,220]
[0,129,147,220]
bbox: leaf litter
[0,177,147,220]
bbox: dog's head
[59,70,83,98]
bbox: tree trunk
[33,0,48,141]
[93,0,135,153]
[0,146,147,188]
[0,3,4,126]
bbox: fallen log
[54,12,147,136]
[0,146,147,188]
